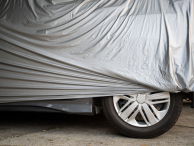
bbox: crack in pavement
[175,125,194,129]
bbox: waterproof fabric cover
[0,0,194,103]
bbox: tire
[102,92,183,138]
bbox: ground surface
[0,102,194,146]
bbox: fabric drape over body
[0,0,193,103]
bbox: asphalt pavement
[0,101,194,146]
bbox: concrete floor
[0,102,194,146]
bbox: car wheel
[102,92,183,138]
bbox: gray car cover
[0,0,194,103]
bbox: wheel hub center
[136,94,146,104]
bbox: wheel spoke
[149,105,167,120]
[120,101,138,121]
[113,95,131,113]
[118,100,130,114]
[146,92,170,100]
[146,92,170,105]
[128,94,137,98]
[116,95,132,100]
[147,99,170,105]
[142,103,158,125]
[118,98,136,114]
[139,105,150,126]
[126,105,140,125]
